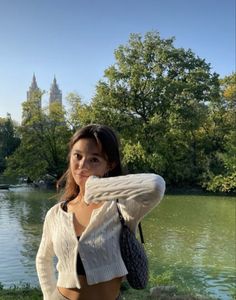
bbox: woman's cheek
[73,174,88,186]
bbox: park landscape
[0,31,235,300]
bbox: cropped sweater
[36,173,165,300]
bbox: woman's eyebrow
[73,150,102,157]
[91,153,103,157]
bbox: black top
[62,200,86,276]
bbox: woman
[36,124,165,300]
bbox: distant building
[26,74,42,108]
[26,74,62,108]
[49,76,62,106]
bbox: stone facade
[27,74,42,108]
[26,75,62,108]
[49,76,62,106]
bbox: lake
[0,186,235,299]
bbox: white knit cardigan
[36,173,165,300]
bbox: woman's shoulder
[45,201,64,218]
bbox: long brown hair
[57,124,123,201]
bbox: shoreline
[0,284,217,300]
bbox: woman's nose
[79,158,89,170]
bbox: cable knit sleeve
[36,211,57,300]
[84,173,165,227]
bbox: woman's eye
[90,157,99,163]
[74,154,81,160]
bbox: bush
[206,172,236,193]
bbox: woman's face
[70,138,110,189]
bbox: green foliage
[203,73,236,192]
[91,31,223,187]
[1,31,235,191]
[0,283,42,300]
[206,172,236,193]
[4,100,72,181]
[66,93,94,131]
[0,114,20,173]
[121,140,148,172]
[220,73,236,109]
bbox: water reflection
[144,195,236,300]
[0,187,56,287]
[0,190,235,300]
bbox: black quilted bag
[116,200,148,289]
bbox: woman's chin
[74,175,89,187]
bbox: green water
[143,195,235,299]
[0,187,235,299]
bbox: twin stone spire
[27,74,62,108]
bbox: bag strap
[116,199,145,244]
[138,223,145,244]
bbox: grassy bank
[0,283,216,300]
[0,283,42,300]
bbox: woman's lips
[75,173,89,178]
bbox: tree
[91,31,220,186]
[4,91,95,183]
[66,93,94,131]
[205,73,236,193]
[0,114,20,173]
[5,99,71,182]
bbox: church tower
[49,76,62,106]
[27,74,42,108]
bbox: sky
[0,0,235,123]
